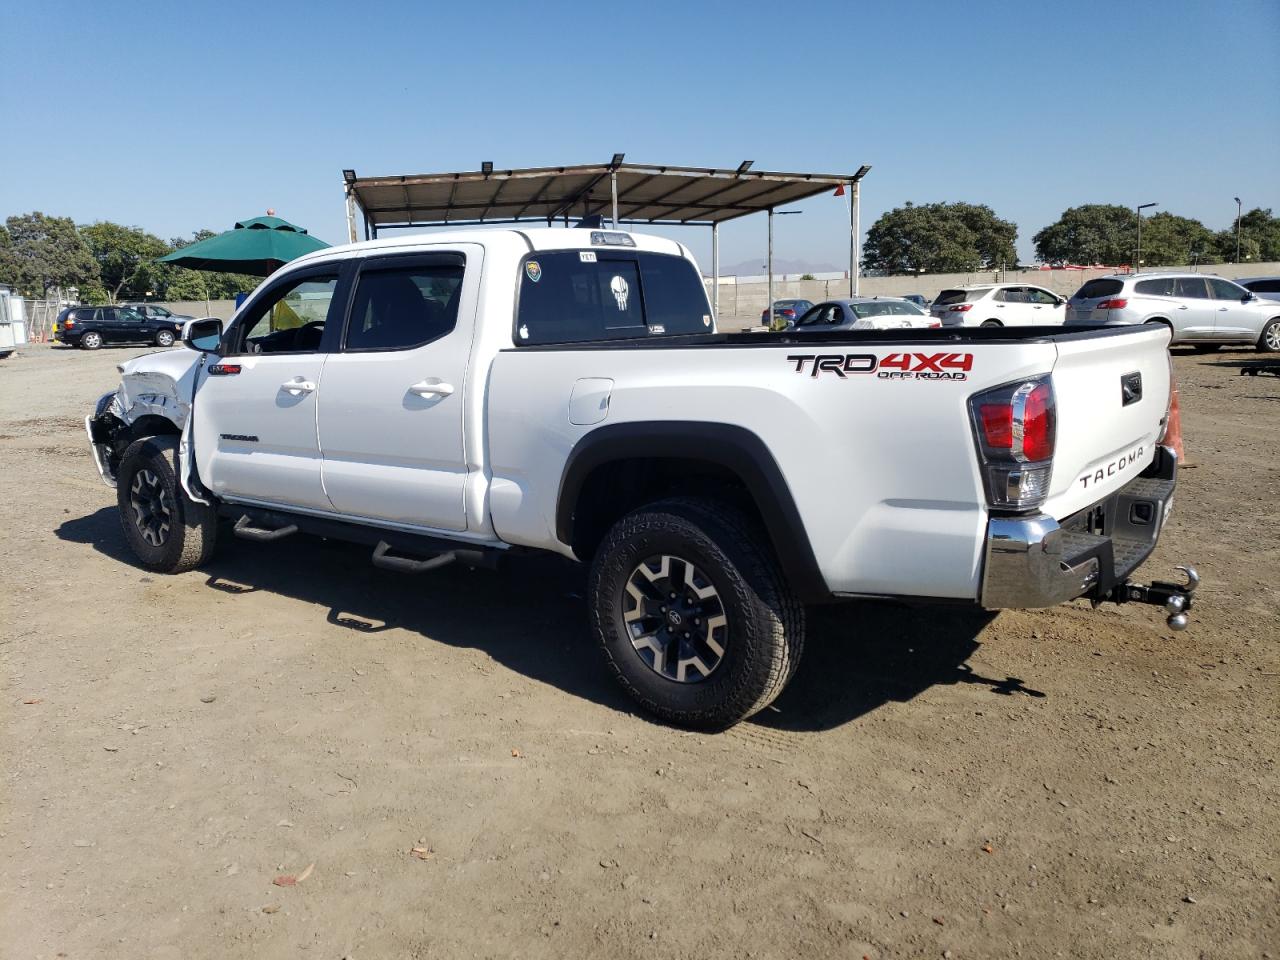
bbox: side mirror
[1243,291,1256,302]
[182,317,223,352]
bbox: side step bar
[371,541,456,574]
[233,514,298,542]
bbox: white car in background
[932,284,1067,328]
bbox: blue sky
[4,0,1277,271]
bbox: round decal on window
[525,261,542,283]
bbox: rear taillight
[970,378,1056,511]
[1159,357,1184,461]
[65,319,75,327]
[948,304,973,313]
[1097,298,1128,310]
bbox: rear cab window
[516,250,711,345]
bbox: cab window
[231,274,340,354]
[344,261,464,352]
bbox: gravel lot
[2,341,1276,960]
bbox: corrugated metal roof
[346,160,869,230]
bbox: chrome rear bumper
[980,445,1177,609]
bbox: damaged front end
[85,352,198,486]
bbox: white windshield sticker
[609,275,630,311]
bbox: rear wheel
[80,331,102,350]
[154,329,175,348]
[116,436,217,573]
[981,319,1002,328]
[1258,317,1280,353]
[590,497,804,729]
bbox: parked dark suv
[53,306,185,350]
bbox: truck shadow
[57,508,1041,730]
[753,603,1044,733]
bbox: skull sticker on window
[610,275,630,311]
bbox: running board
[233,514,298,542]
[371,541,456,574]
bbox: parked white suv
[931,284,1067,328]
[1065,273,1280,352]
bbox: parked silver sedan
[789,297,940,332]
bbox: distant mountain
[716,257,845,277]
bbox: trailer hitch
[1106,565,1199,631]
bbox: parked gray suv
[1065,273,1280,352]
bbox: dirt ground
[1,341,1276,960]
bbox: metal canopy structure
[341,157,872,313]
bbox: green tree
[862,202,1018,275]
[0,212,99,296]
[1138,213,1217,267]
[79,221,170,301]
[1221,208,1280,263]
[1033,204,1134,266]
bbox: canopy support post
[853,178,862,295]
[767,208,774,330]
[345,188,358,244]
[711,221,720,320]
[611,171,619,228]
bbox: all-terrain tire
[589,497,804,729]
[116,436,217,573]
[1258,317,1280,353]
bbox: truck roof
[291,227,688,270]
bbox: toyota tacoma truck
[86,228,1195,727]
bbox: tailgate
[1045,325,1172,519]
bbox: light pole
[1135,202,1157,273]
[1234,197,1242,263]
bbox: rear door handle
[280,377,316,395]
[409,379,455,397]
[1178,305,1189,310]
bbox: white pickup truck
[87,228,1195,727]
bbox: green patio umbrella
[157,215,329,277]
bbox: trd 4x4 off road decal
[788,352,973,381]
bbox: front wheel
[154,329,175,348]
[589,497,804,729]
[80,331,102,349]
[116,436,217,573]
[1258,318,1280,353]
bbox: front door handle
[281,377,316,395]
[409,379,455,397]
